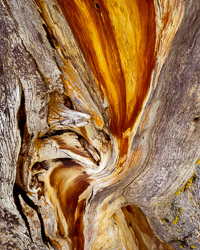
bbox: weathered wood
[0,0,200,249]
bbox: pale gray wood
[0,1,49,249]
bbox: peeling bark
[0,0,200,249]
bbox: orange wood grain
[56,0,156,139]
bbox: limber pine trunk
[0,0,200,249]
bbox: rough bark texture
[0,0,200,249]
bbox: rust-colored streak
[56,0,156,139]
[49,160,90,249]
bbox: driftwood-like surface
[0,0,200,249]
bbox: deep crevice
[13,183,32,239]
[13,183,51,246]
[193,117,200,123]
[17,89,26,139]
[16,85,29,189]
[42,23,56,49]
[38,128,72,139]
[15,87,52,246]
[64,95,74,109]
[95,2,100,10]
[52,157,72,163]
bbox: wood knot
[193,117,200,123]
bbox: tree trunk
[0,0,200,249]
